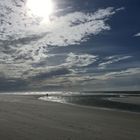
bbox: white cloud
[0,0,123,79]
[134,33,140,37]
[0,1,116,42]
[98,55,132,69]
[61,67,140,84]
[66,53,97,67]
[0,52,97,79]
[94,68,140,80]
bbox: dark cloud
[0,77,28,91]
[0,33,47,48]
[31,68,71,80]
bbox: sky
[0,0,140,91]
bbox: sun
[26,0,54,20]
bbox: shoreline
[40,98,140,115]
[38,94,140,113]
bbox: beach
[0,94,140,140]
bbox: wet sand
[0,94,140,140]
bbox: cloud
[0,77,28,91]
[134,33,140,37]
[31,67,140,89]
[94,67,140,80]
[0,3,115,41]
[31,68,71,80]
[98,55,132,69]
[20,52,97,79]
[0,0,120,80]
[1,0,130,91]
[66,53,97,67]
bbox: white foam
[39,96,66,103]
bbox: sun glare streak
[26,0,54,22]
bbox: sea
[39,91,140,113]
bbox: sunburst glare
[26,0,54,22]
